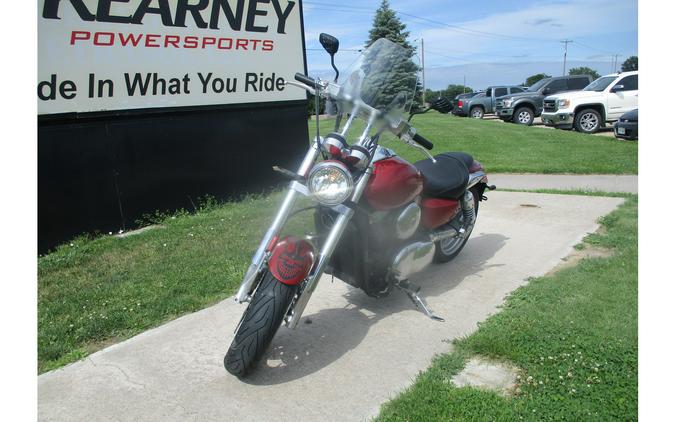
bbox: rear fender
[268,236,315,286]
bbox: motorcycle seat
[414,152,473,199]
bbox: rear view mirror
[542,87,551,95]
[319,33,340,82]
[319,33,339,56]
[611,84,624,92]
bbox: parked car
[495,75,592,125]
[455,86,526,118]
[451,91,481,115]
[614,108,638,140]
[541,71,638,134]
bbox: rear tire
[224,272,297,377]
[433,189,479,263]
[470,107,484,119]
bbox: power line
[304,1,560,44]
[303,1,623,67]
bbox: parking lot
[482,115,617,137]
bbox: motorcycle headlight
[307,161,354,205]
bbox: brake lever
[281,80,317,95]
[401,133,436,163]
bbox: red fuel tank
[365,156,423,210]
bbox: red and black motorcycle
[225,34,494,377]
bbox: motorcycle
[225,34,495,377]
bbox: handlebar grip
[294,72,319,89]
[413,133,434,150]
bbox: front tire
[574,109,602,134]
[224,272,297,377]
[514,107,534,125]
[433,189,479,263]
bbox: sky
[301,0,638,90]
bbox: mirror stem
[330,55,339,83]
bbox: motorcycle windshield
[338,38,419,118]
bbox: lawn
[313,112,638,174]
[39,111,637,373]
[376,194,637,421]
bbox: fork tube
[340,103,360,137]
[288,168,373,328]
[234,143,320,303]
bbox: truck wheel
[470,107,484,119]
[514,107,534,126]
[574,109,602,134]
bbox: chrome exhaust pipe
[429,227,458,242]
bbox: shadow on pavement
[241,232,508,385]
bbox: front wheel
[574,109,602,134]
[224,272,297,377]
[514,107,534,125]
[433,189,479,263]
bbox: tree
[569,67,600,80]
[621,56,638,71]
[524,73,551,86]
[366,0,412,49]
[425,85,473,104]
[365,0,422,110]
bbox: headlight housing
[557,98,570,109]
[502,98,513,107]
[307,161,354,205]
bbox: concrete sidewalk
[38,192,624,422]
[490,174,637,194]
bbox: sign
[38,0,306,115]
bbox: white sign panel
[38,0,306,115]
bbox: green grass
[376,195,637,421]
[313,112,637,174]
[38,192,314,373]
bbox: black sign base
[38,101,308,254]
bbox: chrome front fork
[286,167,372,328]
[234,142,320,303]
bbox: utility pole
[463,75,466,93]
[561,39,573,75]
[421,38,426,105]
[612,54,622,72]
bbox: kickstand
[396,280,445,322]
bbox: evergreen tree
[621,56,638,71]
[366,0,412,48]
[364,0,422,111]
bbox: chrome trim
[389,241,436,282]
[467,171,487,189]
[372,146,396,163]
[395,202,421,240]
[307,161,355,206]
[430,227,458,242]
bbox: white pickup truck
[541,71,638,134]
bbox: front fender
[268,236,315,286]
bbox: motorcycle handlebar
[294,72,319,89]
[413,133,434,150]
